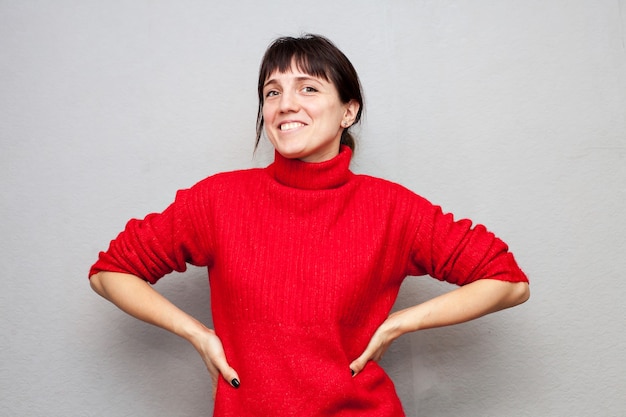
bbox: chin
[273,143,309,159]
[277,150,308,160]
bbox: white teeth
[280,122,304,131]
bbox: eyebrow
[263,75,324,89]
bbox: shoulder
[189,167,266,190]
[352,173,431,205]
[169,168,267,206]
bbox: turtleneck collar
[268,145,353,190]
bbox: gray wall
[2,1,625,416]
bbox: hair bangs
[259,39,332,87]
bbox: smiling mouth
[280,122,305,131]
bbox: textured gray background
[2,1,625,416]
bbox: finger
[211,373,218,399]
[210,351,240,388]
[349,351,371,377]
[350,335,391,376]
[220,364,241,389]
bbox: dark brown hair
[255,34,364,152]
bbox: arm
[349,279,529,375]
[350,192,529,374]
[90,271,240,390]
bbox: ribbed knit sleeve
[406,197,528,285]
[89,185,213,284]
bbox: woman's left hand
[349,312,403,376]
[348,280,530,376]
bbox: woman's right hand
[90,272,240,395]
[188,327,240,396]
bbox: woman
[90,34,529,416]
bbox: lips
[279,122,305,131]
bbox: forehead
[265,66,329,85]
[264,57,331,83]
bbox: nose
[279,90,299,113]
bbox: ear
[342,99,360,127]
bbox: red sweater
[90,146,528,416]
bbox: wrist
[387,307,422,337]
[383,311,410,341]
[177,317,213,344]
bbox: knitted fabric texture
[90,146,528,416]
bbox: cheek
[262,103,274,124]
[261,106,277,142]
[324,101,346,120]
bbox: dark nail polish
[351,369,355,376]
[231,378,240,388]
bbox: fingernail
[351,369,355,376]
[231,378,240,388]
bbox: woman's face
[262,62,359,163]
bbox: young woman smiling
[261,68,359,162]
[90,34,529,417]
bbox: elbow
[509,281,530,307]
[485,280,529,313]
[89,272,106,297]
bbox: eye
[302,86,318,93]
[265,90,279,98]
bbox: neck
[269,145,353,190]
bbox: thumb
[215,358,241,389]
[349,352,370,377]
[224,368,241,389]
[209,365,239,399]
[205,343,240,389]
